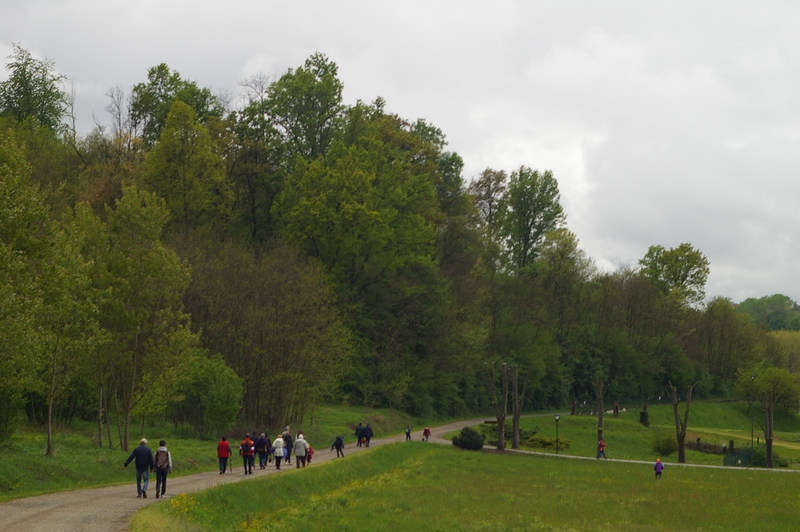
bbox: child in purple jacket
[654,458,664,479]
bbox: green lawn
[512,403,800,467]
[132,442,800,531]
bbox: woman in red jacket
[217,436,232,474]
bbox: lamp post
[750,375,755,454]
[554,414,560,455]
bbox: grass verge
[132,442,800,531]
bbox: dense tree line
[1,46,798,449]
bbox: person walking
[154,440,172,499]
[355,422,365,447]
[294,433,309,468]
[282,427,294,465]
[363,424,374,447]
[122,438,154,498]
[217,436,232,474]
[596,438,607,459]
[272,433,285,470]
[255,433,270,470]
[240,433,255,474]
[307,444,314,464]
[422,427,431,442]
[405,425,411,441]
[331,435,345,457]
[654,458,664,479]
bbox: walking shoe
[156,492,160,499]
[142,491,147,498]
[137,494,142,498]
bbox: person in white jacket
[294,433,309,468]
[272,435,285,470]
[154,439,172,499]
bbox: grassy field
[131,441,800,531]
[0,405,419,502]
[506,402,800,467]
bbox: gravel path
[0,418,487,532]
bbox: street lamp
[554,414,560,455]
[751,375,755,454]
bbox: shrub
[652,431,678,457]
[452,426,485,450]
[525,436,571,451]
[751,444,789,468]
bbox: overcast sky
[2,1,799,303]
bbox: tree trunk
[668,381,694,464]
[97,384,103,448]
[511,365,531,450]
[765,393,774,468]
[593,376,605,441]
[484,362,509,451]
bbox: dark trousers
[258,451,268,468]
[284,449,292,464]
[406,433,411,441]
[334,446,344,457]
[296,455,307,468]
[243,455,253,474]
[219,457,228,473]
[365,437,371,447]
[155,467,168,494]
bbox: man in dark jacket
[122,438,155,498]
[282,428,294,465]
[363,424,374,447]
[355,422,365,447]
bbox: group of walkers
[217,427,315,475]
[122,422,441,498]
[121,438,172,499]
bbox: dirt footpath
[0,418,486,532]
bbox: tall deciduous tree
[667,381,694,463]
[0,130,47,439]
[130,63,223,148]
[267,52,344,163]
[502,166,566,272]
[0,44,68,130]
[142,100,232,231]
[182,240,353,428]
[87,185,195,450]
[736,366,800,467]
[639,243,710,306]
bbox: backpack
[156,449,169,469]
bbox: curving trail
[0,418,487,532]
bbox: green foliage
[502,166,566,271]
[639,242,710,306]
[130,63,223,148]
[526,435,571,450]
[737,294,800,331]
[267,52,343,162]
[651,430,678,456]
[0,44,67,130]
[751,443,789,468]
[452,426,485,450]
[142,99,232,230]
[168,353,243,438]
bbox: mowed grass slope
[514,402,800,466]
[132,442,800,531]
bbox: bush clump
[652,431,678,456]
[751,444,789,468]
[452,426,485,450]
[525,436,571,451]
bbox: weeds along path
[0,418,487,532]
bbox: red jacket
[240,437,254,456]
[217,440,231,458]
